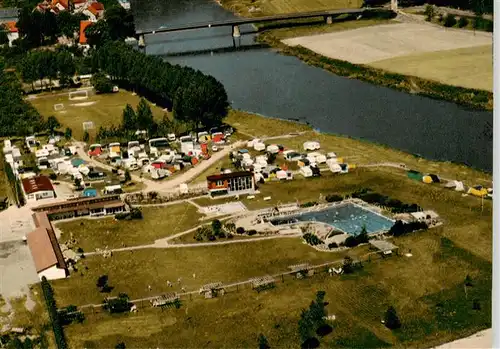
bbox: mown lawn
[51,238,357,307]
[62,231,490,349]
[56,203,202,252]
[29,90,169,141]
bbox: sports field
[370,45,492,91]
[28,90,169,141]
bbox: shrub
[443,14,457,27]
[49,173,57,180]
[77,247,84,254]
[227,233,234,239]
[129,207,143,219]
[437,13,444,22]
[247,229,257,236]
[114,212,129,220]
[384,306,401,329]
[104,294,131,313]
[325,194,342,203]
[300,201,318,208]
[344,236,358,248]
[424,4,435,21]
[458,16,469,28]
[388,220,428,237]
[303,233,324,246]
[236,227,245,234]
[327,242,338,249]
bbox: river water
[131,0,493,172]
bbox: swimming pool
[270,203,394,236]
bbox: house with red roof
[3,21,18,47]
[83,1,104,21]
[21,175,56,202]
[79,20,93,45]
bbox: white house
[27,213,67,281]
[21,175,56,202]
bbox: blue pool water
[270,203,394,236]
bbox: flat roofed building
[206,171,255,197]
[32,195,126,220]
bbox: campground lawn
[57,203,202,252]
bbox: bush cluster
[41,277,67,349]
[303,233,324,246]
[388,220,428,237]
[351,188,421,213]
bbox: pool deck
[233,199,395,238]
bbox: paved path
[431,328,491,349]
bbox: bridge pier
[390,0,398,11]
[232,25,241,38]
[138,34,146,49]
[324,15,333,24]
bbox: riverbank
[256,27,492,111]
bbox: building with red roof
[27,212,67,280]
[3,21,18,47]
[79,20,93,45]
[21,175,55,202]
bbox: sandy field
[283,23,492,64]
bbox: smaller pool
[270,203,394,236]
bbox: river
[131,0,493,172]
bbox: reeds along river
[131,0,493,172]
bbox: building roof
[27,215,67,273]
[21,176,54,195]
[79,20,92,44]
[369,239,398,252]
[207,171,253,182]
[33,194,122,212]
[88,1,104,11]
[0,8,18,20]
[4,21,18,33]
[51,0,68,9]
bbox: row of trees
[91,41,229,129]
[19,48,76,90]
[0,58,45,136]
[41,276,67,349]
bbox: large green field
[57,203,202,252]
[28,90,169,141]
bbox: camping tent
[422,175,433,184]
[254,142,266,151]
[300,166,313,178]
[267,145,280,154]
[407,170,423,181]
[303,141,320,151]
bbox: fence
[73,248,399,320]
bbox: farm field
[57,203,202,252]
[370,45,493,92]
[281,23,492,91]
[28,90,169,141]
[219,0,362,17]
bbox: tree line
[19,47,77,90]
[91,41,229,129]
[0,58,45,136]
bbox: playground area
[28,89,168,140]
